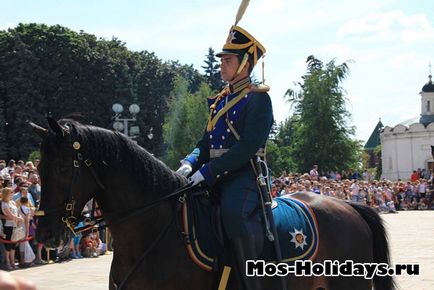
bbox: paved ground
[382,210,433,290]
[10,210,434,290]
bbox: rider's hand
[176,161,192,177]
[188,171,205,186]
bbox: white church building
[381,74,434,180]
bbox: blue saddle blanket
[182,194,319,271]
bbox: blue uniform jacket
[185,78,273,186]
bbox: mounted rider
[177,23,273,290]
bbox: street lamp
[112,103,140,139]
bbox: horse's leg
[109,223,215,290]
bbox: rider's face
[220,55,239,82]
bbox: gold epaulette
[248,84,270,93]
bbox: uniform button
[230,121,233,124]
[233,110,236,115]
[222,136,225,140]
[216,175,221,179]
[213,110,216,114]
[227,129,230,133]
[219,145,223,149]
[211,144,214,148]
[210,135,213,139]
[224,171,229,175]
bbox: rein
[105,182,196,290]
[111,208,176,290]
[106,181,194,226]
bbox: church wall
[378,75,434,181]
[381,128,434,180]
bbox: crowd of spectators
[0,159,107,272]
[271,166,434,213]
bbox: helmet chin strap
[228,53,249,83]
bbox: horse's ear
[47,117,68,138]
[27,121,48,138]
[431,145,434,159]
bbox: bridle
[36,134,198,290]
[35,140,106,235]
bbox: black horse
[31,118,395,290]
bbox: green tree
[275,116,298,147]
[0,23,205,160]
[163,77,210,168]
[0,24,134,158]
[285,55,361,173]
[266,140,295,177]
[266,117,298,175]
[202,47,224,92]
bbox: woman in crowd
[1,187,24,270]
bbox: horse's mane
[59,119,185,194]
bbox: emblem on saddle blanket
[182,195,319,271]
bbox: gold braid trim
[231,77,250,93]
[207,86,230,100]
[207,88,249,132]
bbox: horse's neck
[94,145,185,223]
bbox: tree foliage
[0,23,203,160]
[163,77,210,169]
[201,47,224,92]
[266,117,298,175]
[283,55,362,173]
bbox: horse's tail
[348,202,396,290]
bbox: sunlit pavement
[11,251,112,290]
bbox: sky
[1,0,433,143]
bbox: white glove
[188,171,205,186]
[176,161,192,177]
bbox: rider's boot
[231,234,263,290]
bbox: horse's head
[30,118,99,248]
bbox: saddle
[181,193,320,271]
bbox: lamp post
[112,103,140,139]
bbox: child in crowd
[17,197,35,267]
[70,221,84,259]
[80,231,98,258]
[93,228,106,256]
[31,218,47,265]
